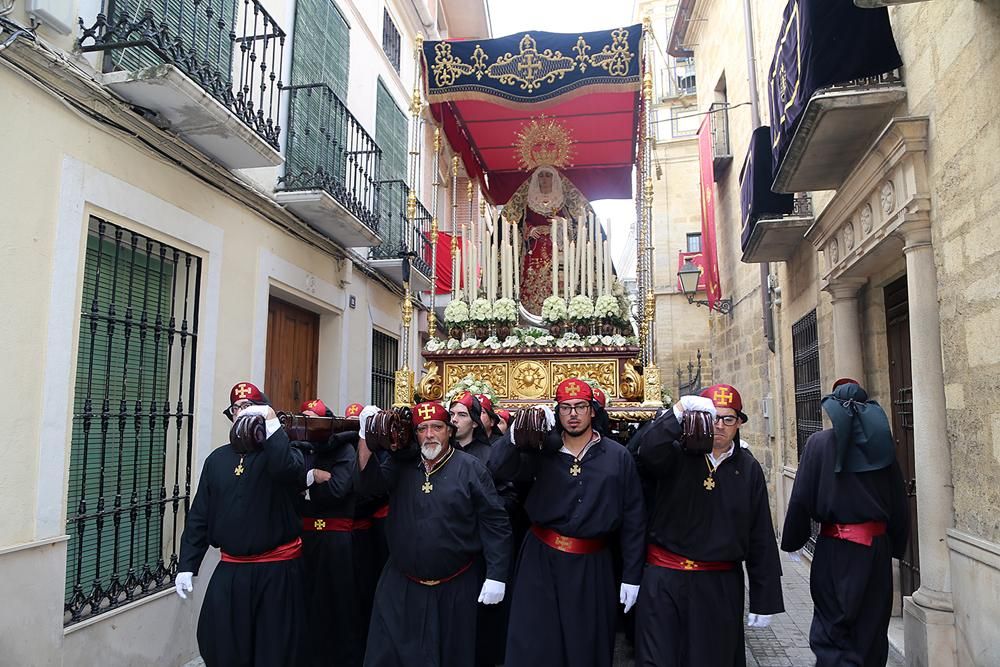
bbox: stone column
[900,223,957,666]
[825,278,867,382]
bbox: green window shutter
[104,0,238,85]
[375,78,407,182]
[65,230,174,609]
[291,0,350,98]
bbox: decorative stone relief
[843,221,855,251]
[305,274,317,294]
[880,181,895,216]
[860,204,873,234]
[829,238,840,264]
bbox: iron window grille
[791,309,822,554]
[371,330,398,410]
[78,0,286,150]
[370,179,432,278]
[64,217,201,626]
[382,9,401,74]
[686,233,702,253]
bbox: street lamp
[677,257,733,315]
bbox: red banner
[432,232,462,295]
[677,251,707,292]
[697,116,722,308]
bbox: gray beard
[421,442,444,461]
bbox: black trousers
[302,529,364,667]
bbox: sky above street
[488,0,641,279]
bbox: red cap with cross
[230,382,265,406]
[700,384,748,423]
[344,403,365,418]
[555,377,594,403]
[412,402,449,426]
[301,398,330,416]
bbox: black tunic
[782,428,909,667]
[179,426,306,667]
[297,433,364,667]
[633,412,783,667]
[489,431,646,667]
[355,446,511,667]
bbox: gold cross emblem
[313,519,326,530]
[682,559,698,570]
[569,463,582,476]
[703,476,716,491]
[713,387,734,405]
[347,405,360,416]
[234,383,253,399]
[234,463,245,476]
[422,480,433,494]
[418,404,436,420]
[307,400,318,409]
[565,382,580,396]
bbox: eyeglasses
[714,415,740,426]
[228,401,252,415]
[557,403,590,415]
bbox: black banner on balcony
[767,0,902,171]
[740,126,794,251]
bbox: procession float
[389,18,667,437]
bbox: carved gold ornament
[516,117,575,171]
[551,361,617,397]
[511,361,549,399]
[393,369,415,407]
[620,359,644,401]
[417,361,444,401]
[642,364,663,407]
[444,363,509,398]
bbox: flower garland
[424,329,636,352]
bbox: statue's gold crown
[515,117,575,170]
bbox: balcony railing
[741,192,815,264]
[709,101,732,175]
[658,59,697,100]
[371,180,432,279]
[280,83,381,231]
[79,0,285,150]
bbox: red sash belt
[221,537,302,563]
[404,560,473,587]
[302,517,371,532]
[372,504,389,520]
[531,524,607,555]
[820,521,887,547]
[646,544,736,571]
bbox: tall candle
[597,228,604,295]
[513,222,521,301]
[551,220,558,296]
[604,239,612,293]
[562,219,570,300]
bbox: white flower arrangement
[461,337,480,349]
[541,295,568,323]
[586,335,600,345]
[444,299,469,326]
[594,294,621,319]
[481,336,503,350]
[493,298,518,323]
[424,337,446,352]
[470,298,492,322]
[502,335,521,348]
[446,338,461,350]
[568,295,594,321]
[444,374,498,404]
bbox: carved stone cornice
[805,117,931,286]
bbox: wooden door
[884,276,920,600]
[265,296,320,413]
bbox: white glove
[620,583,639,614]
[672,395,717,421]
[358,405,381,440]
[787,550,802,562]
[238,405,280,437]
[175,572,193,599]
[538,405,556,429]
[478,579,506,605]
[747,613,772,628]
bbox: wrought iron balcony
[772,70,905,193]
[79,0,286,168]
[709,101,732,176]
[741,193,815,264]
[275,84,382,248]
[368,180,433,289]
[658,58,697,100]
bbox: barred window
[382,8,401,74]
[686,233,702,253]
[371,330,398,409]
[64,217,201,626]
[791,309,822,553]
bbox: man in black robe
[633,383,784,667]
[450,392,494,463]
[782,379,909,667]
[356,401,511,667]
[475,393,505,442]
[490,377,646,667]
[175,381,306,667]
[296,398,365,667]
